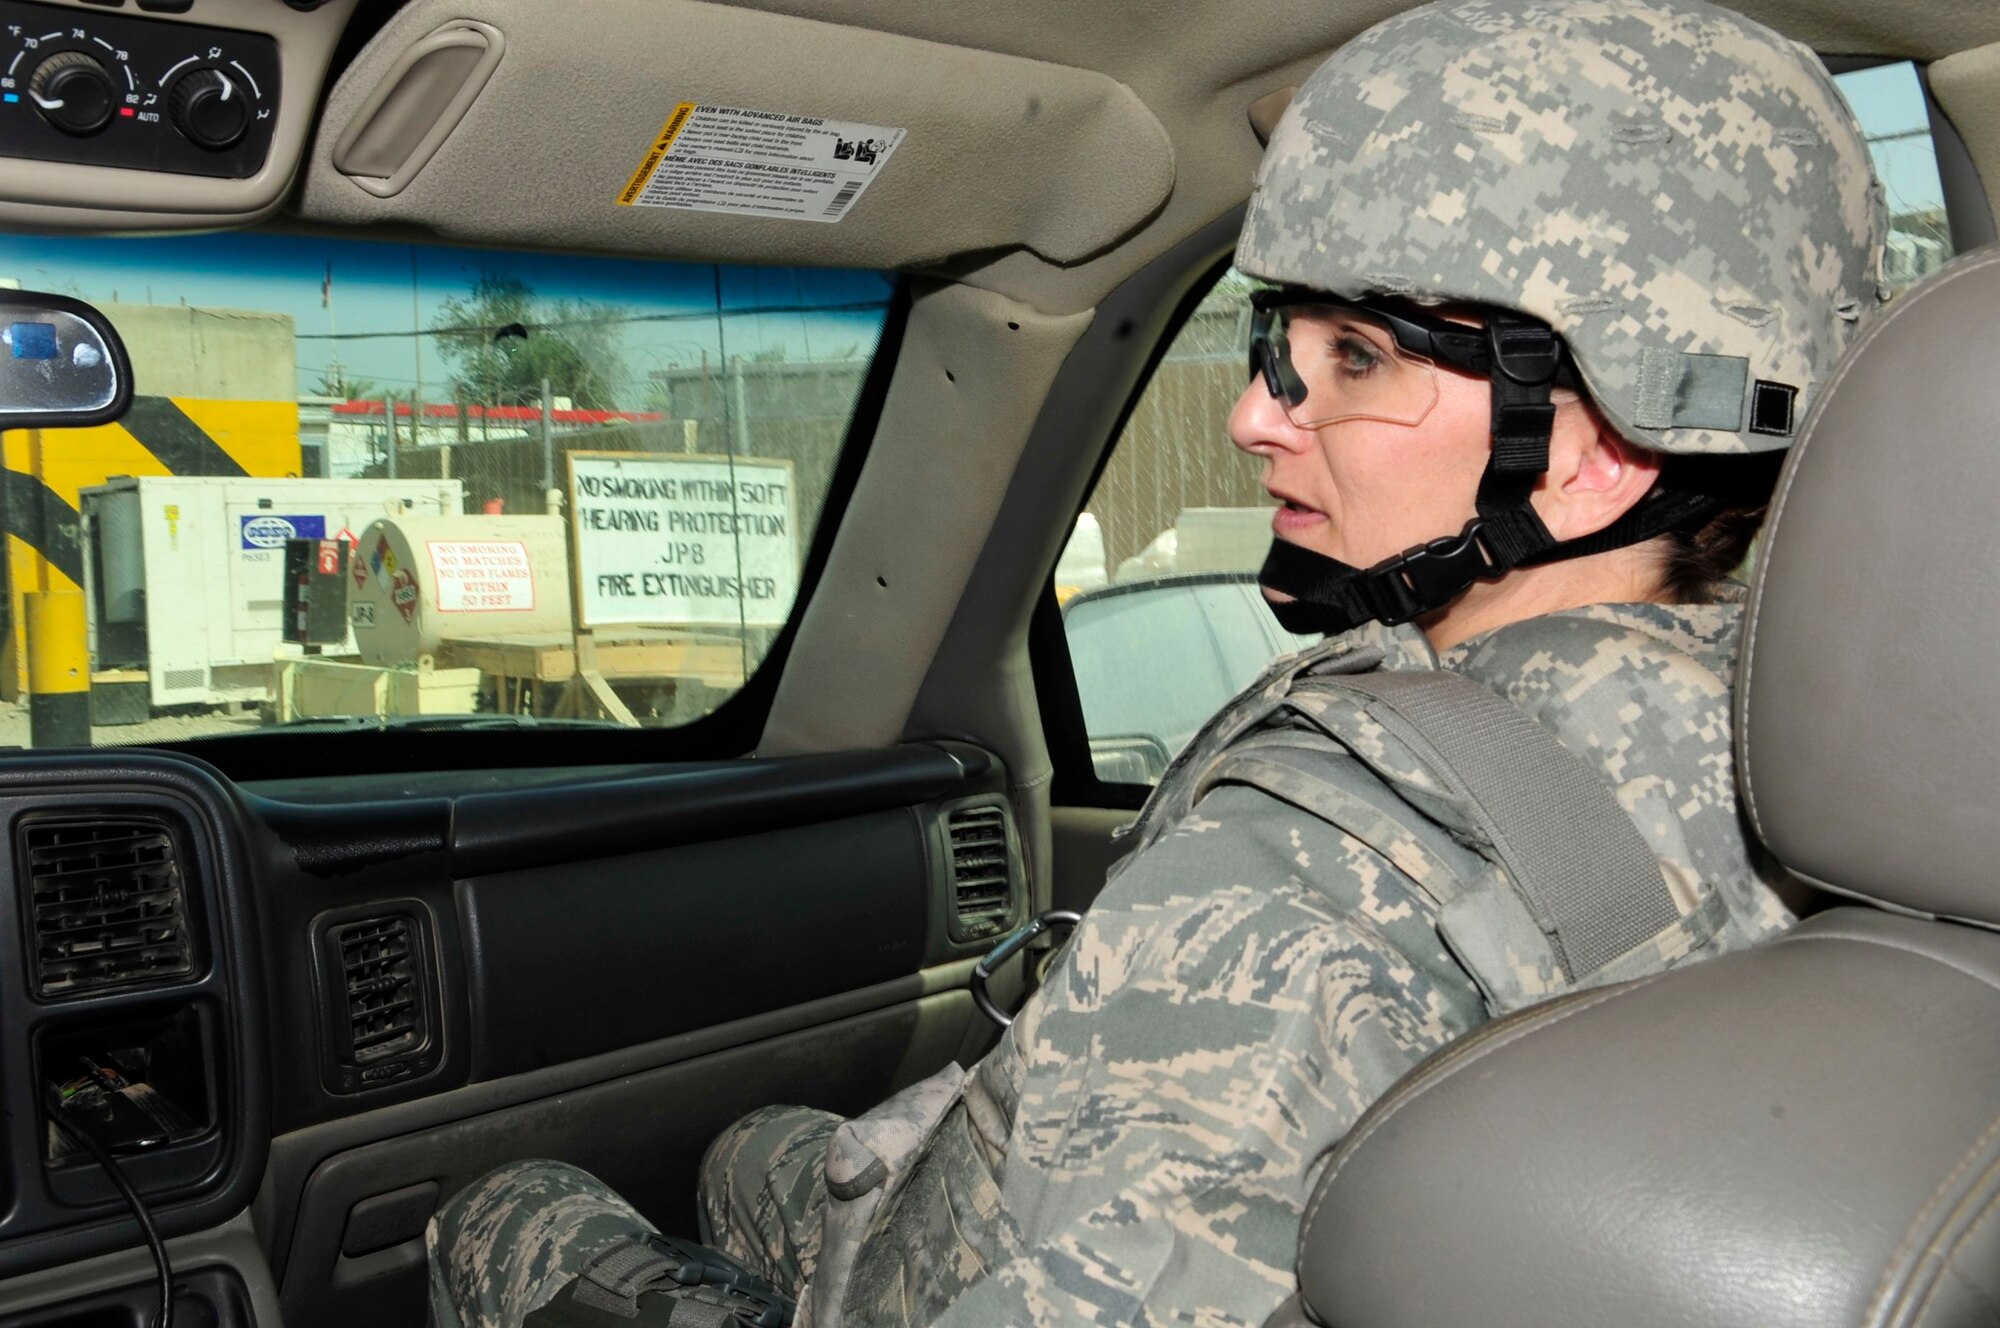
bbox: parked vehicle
[1062,572,1316,783]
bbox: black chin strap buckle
[1485,313,1562,481]
[1488,315,1563,386]
[1366,521,1498,624]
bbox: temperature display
[0,0,280,180]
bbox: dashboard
[0,754,269,1324]
[0,744,1024,1327]
[0,0,358,228]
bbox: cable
[49,1112,174,1328]
[293,299,894,342]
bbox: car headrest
[1286,909,2000,1328]
[1739,246,2000,929]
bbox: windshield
[0,231,891,747]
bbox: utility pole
[541,378,559,514]
[411,247,424,414]
[384,398,398,480]
[728,355,749,457]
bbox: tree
[311,365,378,400]
[431,272,631,409]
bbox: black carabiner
[971,910,1082,1028]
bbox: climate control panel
[0,0,279,179]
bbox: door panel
[1050,805,1138,915]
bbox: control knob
[28,51,117,137]
[169,68,251,151]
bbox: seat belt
[1300,669,1679,983]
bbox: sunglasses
[1247,290,1577,430]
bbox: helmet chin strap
[1259,523,1492,635]
[1257,311,1717,636]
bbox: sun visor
[299,0,1175,270]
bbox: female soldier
[429,1,1888,1324]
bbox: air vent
[317,908,440,1094]
[334,916,420,1062]
[947,803,1014,939]
[22,818,196,998]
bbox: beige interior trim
[1726,0,2000,60]
[0,0,360,230]
[1930,41,2000,225]
[1048,807,1140,914]
[897,205,1242,916]
[300,0,1174,272]
[331,19,506,199]
[758,281,1091,755]
[1248,87,1298,147]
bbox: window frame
[1035,255,1240,812]
[1825,55,1995,254]
[1919,63,2000,250]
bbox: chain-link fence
[1084,284,1267,577]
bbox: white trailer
[81,476,464,708]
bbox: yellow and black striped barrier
[24,591,87,747]
[2,395,301,706]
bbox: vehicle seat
[1270,248,2000,1328]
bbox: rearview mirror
[0,290,132,430]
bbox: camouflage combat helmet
[1240,0,1890,634]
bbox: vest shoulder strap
[1301,669,1677,982]
[1112,638,1386,875]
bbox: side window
[1834,61,1955,291]
[0,232,893,747]
[1056,269,1309,787]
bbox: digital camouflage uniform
[429,598,1792,1328]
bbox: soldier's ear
[1536,401,1661,542]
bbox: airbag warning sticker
[616,102,905,223]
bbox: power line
[295,300,892,342]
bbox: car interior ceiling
[0,0,1998,1324]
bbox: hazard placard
[616,102,905,224]
[427,540,536,613]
